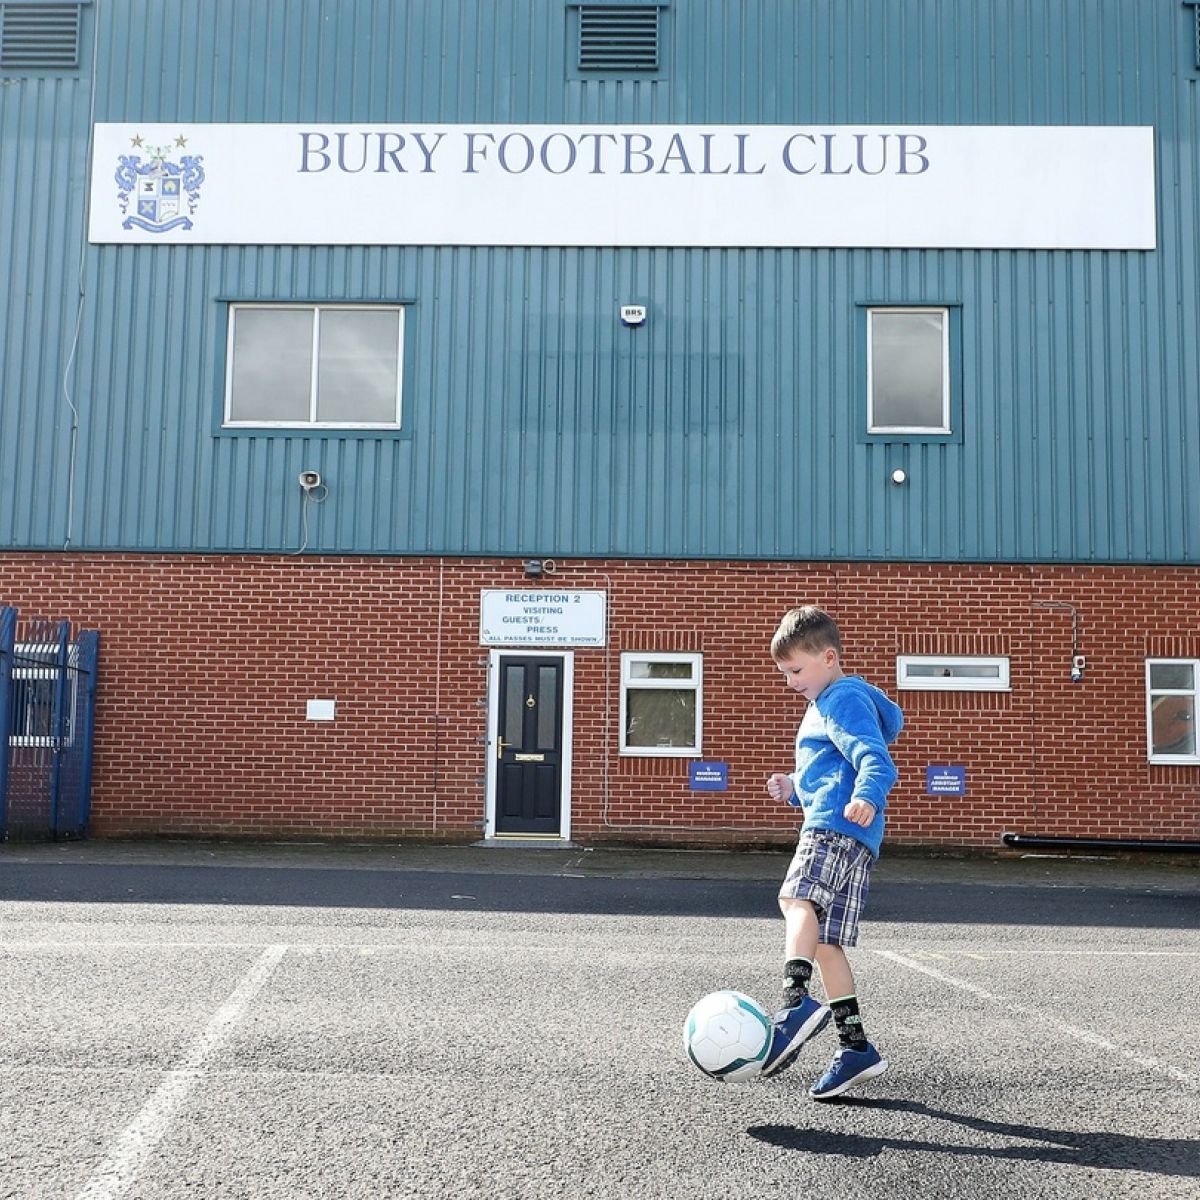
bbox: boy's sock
[781,957,814,1009]
[830,994,869,1050]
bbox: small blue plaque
[689,761,729,791]
[926,765,966,796]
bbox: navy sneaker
[760,997,831,1078]
[808,1043,888,1100]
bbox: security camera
[298,470,322,491]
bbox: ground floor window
[7,642,78,748]
[1146,660,1199,762]
[619,652,702,755]
[896,655,1010,691]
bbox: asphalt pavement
[0,839,1196,1199]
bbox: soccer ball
[683,990,772,1082]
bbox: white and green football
[683,990,772,1082]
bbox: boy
[760,605,903,1100]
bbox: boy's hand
[843,798,877,827]
[766,773,795,805]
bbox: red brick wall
[2,552,1198,849]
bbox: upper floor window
[224,304,404,430]
[1146,660,1199,762]
[868,307,951,435]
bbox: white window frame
[223,303,405,430]
[867,306,951,434]
[1146,658,1200,764]
[8,642,78,748]
[896,655,1011,692]
[619,651,703,757]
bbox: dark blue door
[495,656,564,835]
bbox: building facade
[2,0,1198,847]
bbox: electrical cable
[291,483,328,555]
[62,0,103,548]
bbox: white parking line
[870,948,1198,1088]
[895,948,1199,963]
[74,943,288,1200]
[0,939,548,953]
[0,941,284,951]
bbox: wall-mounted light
[523,559,545,578]
[891,468,908,485]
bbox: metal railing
[0,606,99,840]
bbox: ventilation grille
[0,2,82,70]
[578,5,660,72]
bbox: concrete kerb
[0,837,1197,891]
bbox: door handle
[497,736,509,760]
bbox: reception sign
[88,123,1156,249]
[480,590,607,647]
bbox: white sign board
[480,590,607,647]
[88,123,1156,249]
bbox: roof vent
[0,2,83,70]
[578,4,660,72]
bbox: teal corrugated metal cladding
[1,0,1197,560]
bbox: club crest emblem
[115,134,204,233]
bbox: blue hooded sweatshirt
[786,675,904,859]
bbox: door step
[474,836,580,849]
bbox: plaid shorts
[778,827,874,947]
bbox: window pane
[229,309,313,422]
[871,310,946,429]
[316,310,400,423]
[628,660,694,681]
[1151,695,1196,756]
[537,666,558,749]
[503,667,525,749]
[908,664,999,679]
[1149,662,1194,690]
[625,688,696,748]
[14,678,54,738]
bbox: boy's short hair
[771,605,843,660]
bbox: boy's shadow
[748,1098,1199,1178]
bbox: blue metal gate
[0,606,100,841]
